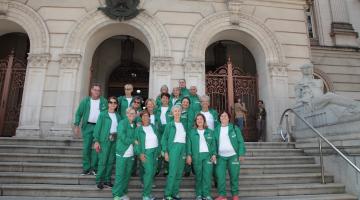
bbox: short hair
[108,96,119,111]
[145,98,156,107]
[181,96,191,105]
[160,85,169,92]
[91,82,101,89]
[179,79,186,83]
[171,105,182,113]
[124,84,133,89]
[194,113,208,129]
[190,86,197,90]
[219,110,231,120]
[126,107,136,114]
[133,96,142,102]
[200,95,210,102]
[140,109,150,118]
[160,92,170,99]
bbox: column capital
[27,53,50,69]
[0,0,8,15]
[183,58,204,73]
[60,54,82,69]
[227,0,243,25]
[151,56,173,72]
[268,62,288,77]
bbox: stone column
[329,0,358,47]
[183,58,206,95]
[268,63,289,142]
[50,54,81,138]
[149,57,173,98]
[16,53,50,138]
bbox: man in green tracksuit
[179,79,190,97]
[169,87,182,107]
[155,93,172,175]
[135,110,161,200]
[74,83,107,175]
[113,108,137,200]
[117,84,134,119]
[161,105,187,200]
[188,86,202,113]
[187,113,216,200]
[93,96,121,189]
[214,112,246,200]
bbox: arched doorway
[205,40,258,141]
[90,35,150,102]
[0,32,29,137]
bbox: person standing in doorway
[179,79,190,97]
[112,107,137,200]
[234,98,247,132]
[214,111,246,200]
[93,96,121,189]
[256,100,266,142]
[74,83,107,176]
[118,84,134,119]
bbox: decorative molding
[184,11,284,65]
[151,56,173,72]
[183,58,204,73]
[63,9,171,57]
[0,0,9,15]
[268,62,288,77]
[27,53,50,69]
[227,1,242,25]
[4,1,49,54]
[60,54,82,70]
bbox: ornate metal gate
[0,51,27,137]
[206,58,258,141]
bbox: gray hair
[171,105,182,113]
[160,85,168,92]
[200,95,210,102]
[126,107,136,114]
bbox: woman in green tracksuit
[135,110,161,200]
[112,107,137,200]
[161,105,187,200]
[93,96,121,189]
[186,113,216,200]
[214,111,246,200]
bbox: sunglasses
[108,101,117,104]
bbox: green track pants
[112,155,134,197]
[141,148,158,198]
[216,155,240,196]
[193,153,213,197]
[82,124,98,171]
[95,139,115,184]
[164,143,186,197]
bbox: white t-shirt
[174,122,186,143]
[143,125,158,149]
[198,129,209,153]
[126,97,132,107]
[218,126,236,157]
[150,114,155,125]
[201,111,214,130]
[108,112,118,133]
[172,98,178,106]
[88,99,100,123]
[123,123,134,157]
[160,107,168,125]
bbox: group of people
[74,79,246,200]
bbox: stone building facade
[0,0,359,140]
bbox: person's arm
[241,103,247,112]
[93,113,104,142]
[161,123,170,154]
[117,121,134,145]
[186,130,192,157]
[234,126,246,156]
[74,99,85,126]
[134,127,143,155]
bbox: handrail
[279,108,360,183]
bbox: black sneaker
[89,170,97,176]
[97,182,104,189]
[104,182,113,188]
[81,170,90,176]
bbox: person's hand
[239,156,245,162]
[74,126,81,139]
[186,156,192,165]
[94,142,101,153]
[140,153,146,162]
[211,155,217,164]
[164,152,169,162]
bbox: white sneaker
[123,195,130,200]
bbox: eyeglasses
[108,101,117,104]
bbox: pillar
[183,58,206,95]
[149,56,173,98]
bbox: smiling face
[173,87,180,97]
[146,100,155,112]
[172,107,181,121]
[196,115,205,129]
[161,95,169,106]
[141,112,150,126]
[190,86,197,95]
[132,98,141,110]
[90,86,101,99]
[127,108,136,122]
[181,98,190,109]
[108,97,118,112]
[201,97,210,110]
[179,79,186,88]
[124,85,133,96]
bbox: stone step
[0,183,346,198]
[1,194,357,200]
[0,138,295,149]
[0,172,334,186]
[0,145,304,156]
[0,161,321,174]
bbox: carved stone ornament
[60,54,82,69]
[0,0,9,15]
[99,0,143,21]
[151,57,172,72]
[27,53,50,69]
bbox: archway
[90,35,150,101]
[184,11,288,141]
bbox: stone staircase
[0,138,357,200]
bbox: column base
[49,125,74,139]
[16,125,41,138]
